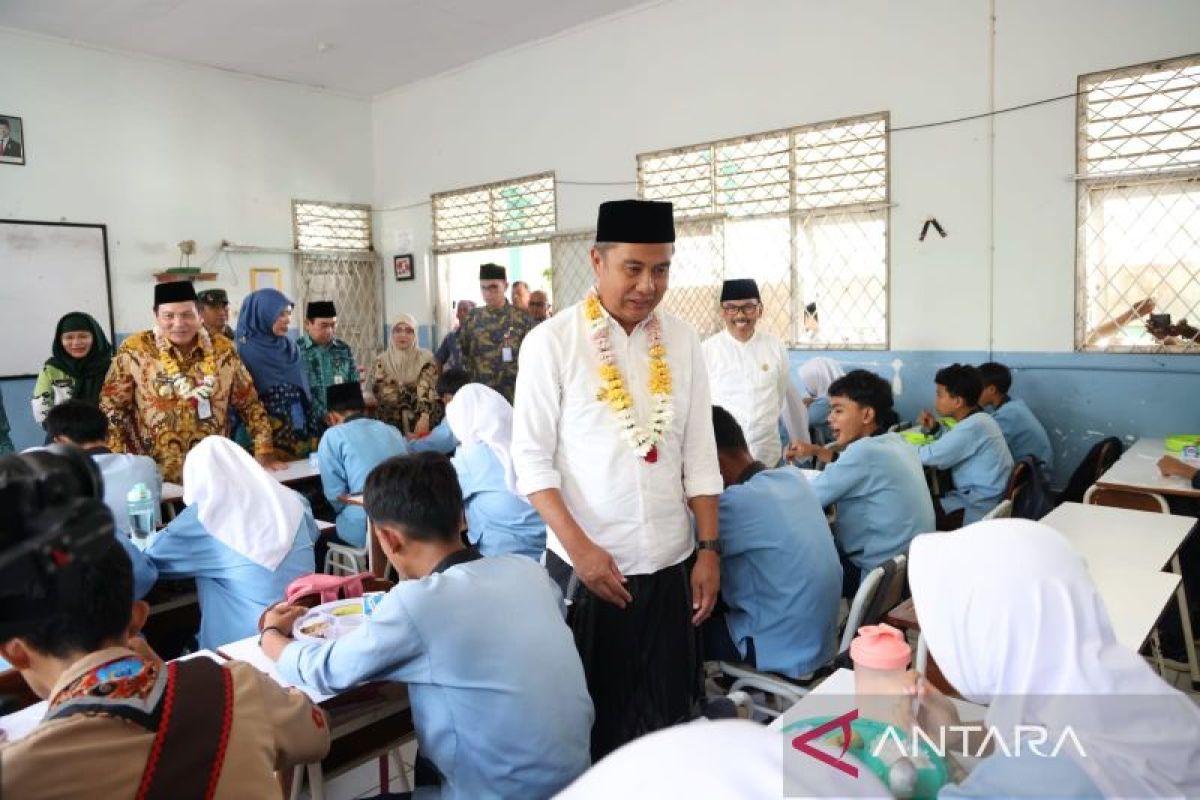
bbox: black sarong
[550,552,703,761]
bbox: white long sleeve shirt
[512,300,723,576]
[702,328,803,465]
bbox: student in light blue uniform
[916,364,1013,529]
[145,437,316,650]
[908,519,1200,799]
[802,371,936,597]
[705,407,841,677]
[408,368,467,455]
[445,383,546,560]
[316,381,408,549]
[978,361,1054,472]
[260,453,593,800]
[43,400,160,597]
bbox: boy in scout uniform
[0,536,330,799]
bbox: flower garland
[154,326,217,405]
[585,292,673,462]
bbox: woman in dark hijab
[234,289,318,459]
[32,312,113,425]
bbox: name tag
[502,346,513,363]
[333,375,344,385]
[196,397,213,420]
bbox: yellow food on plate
[300,620,332,637]
[332,603,363,616]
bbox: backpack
[1007,456,1055,520]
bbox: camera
[0,446,115,641]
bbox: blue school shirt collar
[431,545,483,575]
[734,461,768,486]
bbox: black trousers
[547,551,703,761]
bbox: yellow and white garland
[585,292,673,461]
[154,326,217,404]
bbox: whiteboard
[0,220,114,378]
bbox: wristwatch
[696,539,722,555]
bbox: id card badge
[196,397,213,420]
[333,375,344,385]
[502,346,514,363]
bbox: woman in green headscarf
[31,312,113,424]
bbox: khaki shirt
[99,330,273,482]
[0,647,330,799]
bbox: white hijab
[182,436,306,571]
[910,519,1200,798]
[555,719,886,798]
[444,383,521,495]
[798,356,844,398]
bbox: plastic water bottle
[127,483,156,547]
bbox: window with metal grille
[432,172,556,252]
[1077,55,1200,352]
[636,113,889,348]
[292,200,373,252]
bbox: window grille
[1076,55,1200,352]
[635,113,889,348]
[432,172,556,253]
[292,200,372,252]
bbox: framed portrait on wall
[1,114,25,166]
[394,254,415,282]
[250,267,283,291]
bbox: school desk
[1096,439,1200,499]
[161,458,320,504]
[218,634,414,800]
[1042,501,1198,684]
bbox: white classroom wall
[371,0,1200,351]
[0,28,374,336]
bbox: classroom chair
[325,540,370,577]
[1083,484,1171,514]
[708,555,909,721]
[1060,436,1124,505]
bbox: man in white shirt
[702,278,808,466]
[512,199,724,760]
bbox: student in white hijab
[555,719,887,798]
[145,436,319,650]
[798,357,844,442]
[445,383,546,560]
[907,519,1200,798]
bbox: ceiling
[0,0,650,96]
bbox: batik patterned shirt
[459,303,534,403]
[298,335,358,427]
[99,329,272,482]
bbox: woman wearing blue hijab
[235,289,319,459]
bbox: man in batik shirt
[100,281,278,482]
[298,300,358,432]
[459,264,533,403]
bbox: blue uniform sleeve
[451,446,484,501]
[116,534,159,599]
[409,419,457,454]
[276,589,428,694]
[144,508,231,578]
[917,424,974,469]
[716,493,752,559]
[316,429,349,513]
[809,448,861,507]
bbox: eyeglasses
[721,302,760,315]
